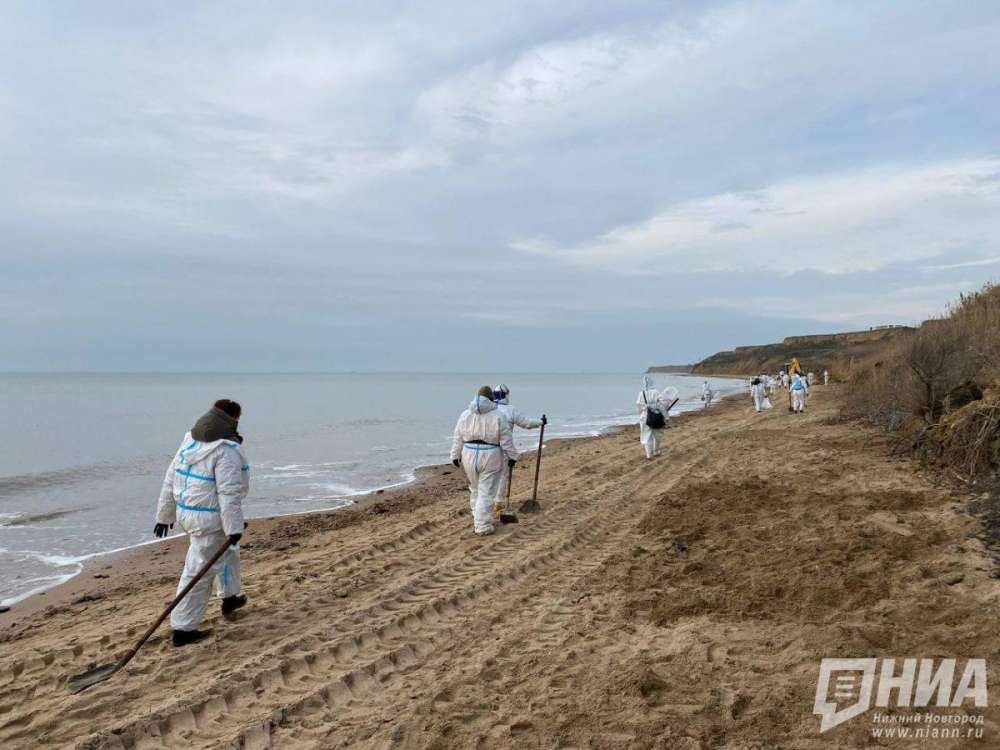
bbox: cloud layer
[512,159,1000,274]
[2,1,999,371]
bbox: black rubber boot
[172,629,212,647]
[221,594,247,617]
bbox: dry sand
[2,386,999,749]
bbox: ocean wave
[0,570,81,608]
[0,507,92,528]
[0,460,152,496]
[11,549,89,567]
[342,416,411,428]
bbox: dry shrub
[827,355,858,382]
[840,346,909,429]
[949,283,1000,384]
[899,320,975,424]
[843,280,1000,481]
[935,394,1000,481]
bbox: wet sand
[2,386,999,748]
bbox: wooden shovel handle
[531,422,546,502]
[117,537,233,667]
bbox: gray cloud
[2,1,1000,371]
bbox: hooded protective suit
[493,386,543,500]
[637,376,670,459]
[790,374,808,413]
[496,401,542,430]
[156,430,249,631]
[750,378,767,412]
[702,381,713,408]
[450,395,518,534]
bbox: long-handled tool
[67,538,233,693]
[518,420,546,514]
[499,463,518,524]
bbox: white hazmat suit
[637,377,673,459]
[450,395,518,535]
[494,391,542,501]
[790,375,808,413]
[750,379,768,412]
[702,381,713,408]
[156,433,248,632]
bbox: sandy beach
[2,386,999,749]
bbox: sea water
[0,372,745,605]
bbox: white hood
[469,395,497,415]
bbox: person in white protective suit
[155,399,249,646]
[790,373,808,414]
[750,376,767,412]
[823,369,830,386]
[781,371,790,389]
[492,384,547,501]
[450,386,518,536]
[702,380,713,408]
[637,376,674,459]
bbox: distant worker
[492,383,546,499]
[702,380,714,408]
[637,376,668,459]
[493,384,545,431]
[750,376,768,413]
[155,399,249,647]
[823,369,830,386]
[781,371,790,390]
[807,371,815,386]
[790,373,808,414]
[450,386,518,536]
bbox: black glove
[153,523,172,538]
[244,521,249,530]
[541,414,548,426]
[452,458,461,467]
[508,458,516,468]
[228,533,242,547]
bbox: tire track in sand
[75,455,640,750]
[242,425,728,749]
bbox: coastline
[0,404,717,626]
[4,386,998,748]
[0,380,744,617]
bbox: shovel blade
[499,512,519,524]
[518,499,542,514]
[67,662,119,694]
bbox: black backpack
[642,390,666,429]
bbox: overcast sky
[3,1,999,372]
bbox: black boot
[221,594,247,617]
[172,629,212,647]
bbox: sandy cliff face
[686,327,914,376]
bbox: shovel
[518,419,546,514]
[67,537,233,694]
[499,463,518,524]
[665,397,679,421]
